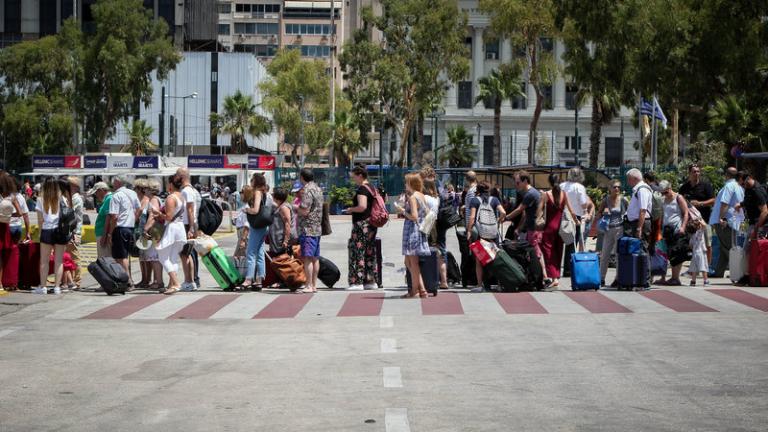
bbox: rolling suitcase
[749,239,768,286]
[318,256,341,288]
[375,237,383,287]
[618,237,642,255]
[617,253,648,290]
[445,252,462,285]
[456,228,477,287]
[1,242,19,288]
[202,246,244,291]
[570,252,601,291]
[489,250,527,292]
[87,257,130,295]
[501,240,544,291]
[406,247,439,296]
[17,242,41,289]
[729,245,746,283]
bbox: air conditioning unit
[486,52,498,60]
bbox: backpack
[198,197,223,235]
[366,185,389,228]
[437,192,461,228]
[637,185,663,222]
[56,198,77,243]
[475,196,498,240]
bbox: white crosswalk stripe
[209,294,274,319]
[125,295,200,320]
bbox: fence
[274,166,412,197]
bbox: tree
[209,91,272,154]
[122,119,157,155]
[340,0,469,167]
[474,64,526,166]
[260,49,329,169]
[74,0,180,151]
[440,126,476,168]
[480,0,559,164]
[575,89,621,168]
[326,110,363,168]
[706,95,758,149]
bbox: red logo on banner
[64,156,82,168]
[223,156,240,169]
[258,156,275,170]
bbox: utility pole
[72,0,80,154]
[574,97,579,166]
[159,85,165,156]
[299,96,306,168]
[651,93,658,169]
[328,0,336,168]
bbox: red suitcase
[1,242,19,288]
[749,239,768,286]
[17,242,41,289]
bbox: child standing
[688,219,709,286]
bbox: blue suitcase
[617,253,649,290]
[570,252,601,291]
[618,237,642,255]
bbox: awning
[740,152,768,160]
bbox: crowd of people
[0,162,766,296]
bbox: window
[483,136,494,166]
[604,137,623,167]
[286,23,332,35]
[566,84,579,110]
[540,37,554,52]
[217,2,231,13]
[422,135,433,154]
[256,23,278,35]
[565,136,582,150]
[483,94,495,110]
[458,81,473,109]
[235,3,250,13]
[512,82,527,109]
[218,24,230,35]
[288,45,331,57]
[234,44,278,57]
[485,40,499,60]
[543,85,553,110]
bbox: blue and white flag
[639,98,668,129]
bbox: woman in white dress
[151,174,187,295]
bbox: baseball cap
[291,181,303,193]
[86,182,110,196]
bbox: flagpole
[637,94,643,169]
[651,93,658,170]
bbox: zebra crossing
[41,287,768,321]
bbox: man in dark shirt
[736,173,768,285]
[679,164,715,222]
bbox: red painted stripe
[83,295,166,320]
[564,292,632,313]
[493,292,548,314]
[708,289,768,312]
[640,290,718,312]
[421,292,464,315]
[337,293,385,317]
[253,294,313,319]
[168,295,240,319]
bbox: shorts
[111,227,134,259]
[299,235,321,258]
[40,228,69,246]
[526,230,543,258]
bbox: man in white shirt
[560,167,594,276]
[177,168,201,291]
[107,175,140,282]
[624,168,653,286]
[67,177,85,288]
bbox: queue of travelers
[1,162,767,296]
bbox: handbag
[419,200,437,235]
[321,202,332,236]
[559,208,576,245]
[247,195,274,229]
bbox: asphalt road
[1,218,767,431]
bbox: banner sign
[107,156,132,169]
[188,155,224,169]
[248,155,276,170]
[84,155,107,169]
[133,156,159,169]
[32,156,82,169]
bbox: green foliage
[340,0,470,167]
[586,187,605,208]
[122,119,157,155]
[210,90,272,154]
[707,95,759,148]
[440,126,476,168]
[474,64,526,166]
[655,170,682,191]
[326,110,363,168]
[260,49,330,168]
[76,0,181,150]
[328,184,354,206]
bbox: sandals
[400,293,418,299]
[163,286,179,295]
[299,288,317,294]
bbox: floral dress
[402,196,431,256]
[348,219,378,286]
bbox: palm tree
[575,88,621,168]
[707,95,757,147]
[327,110,364,168]
[474,63,526,166]
[121,119,157,155]
[210,90,272,154]
[440,126,476,168]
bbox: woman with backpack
[597,180,629,287]
[539,174,578,288]
[35,177,71,295]
[466,181,507,291]
[343,165,380,290]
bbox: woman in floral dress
[397,173,431,298]
[343,165,380,290]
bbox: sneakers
[347,284,364,291]
[180,282,198,292]
[33,286,47,295]
[52,287,61,295]
[363,283,379,290]
[470,286,485,293]
[703,280,710,286]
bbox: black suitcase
[318,256,341,288]
[375,237,383,287]
[406,247,439,296]
[445,251,462,285]
[501,240,544,291]
[456,228,478,287]
[88,257,130,295]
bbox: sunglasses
[612,185,621,189]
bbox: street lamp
[166,92,198,156]
[430,107,445,167]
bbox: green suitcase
[202,246,244,290]
[490,250,527,292]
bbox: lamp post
[430,108,445,167]
[475,123,481,168]
[166,92,198,156]
[574,96,580,166]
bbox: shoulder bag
[247,194,274,229]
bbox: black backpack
[198,198,223,235]
[56,198,77,244]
